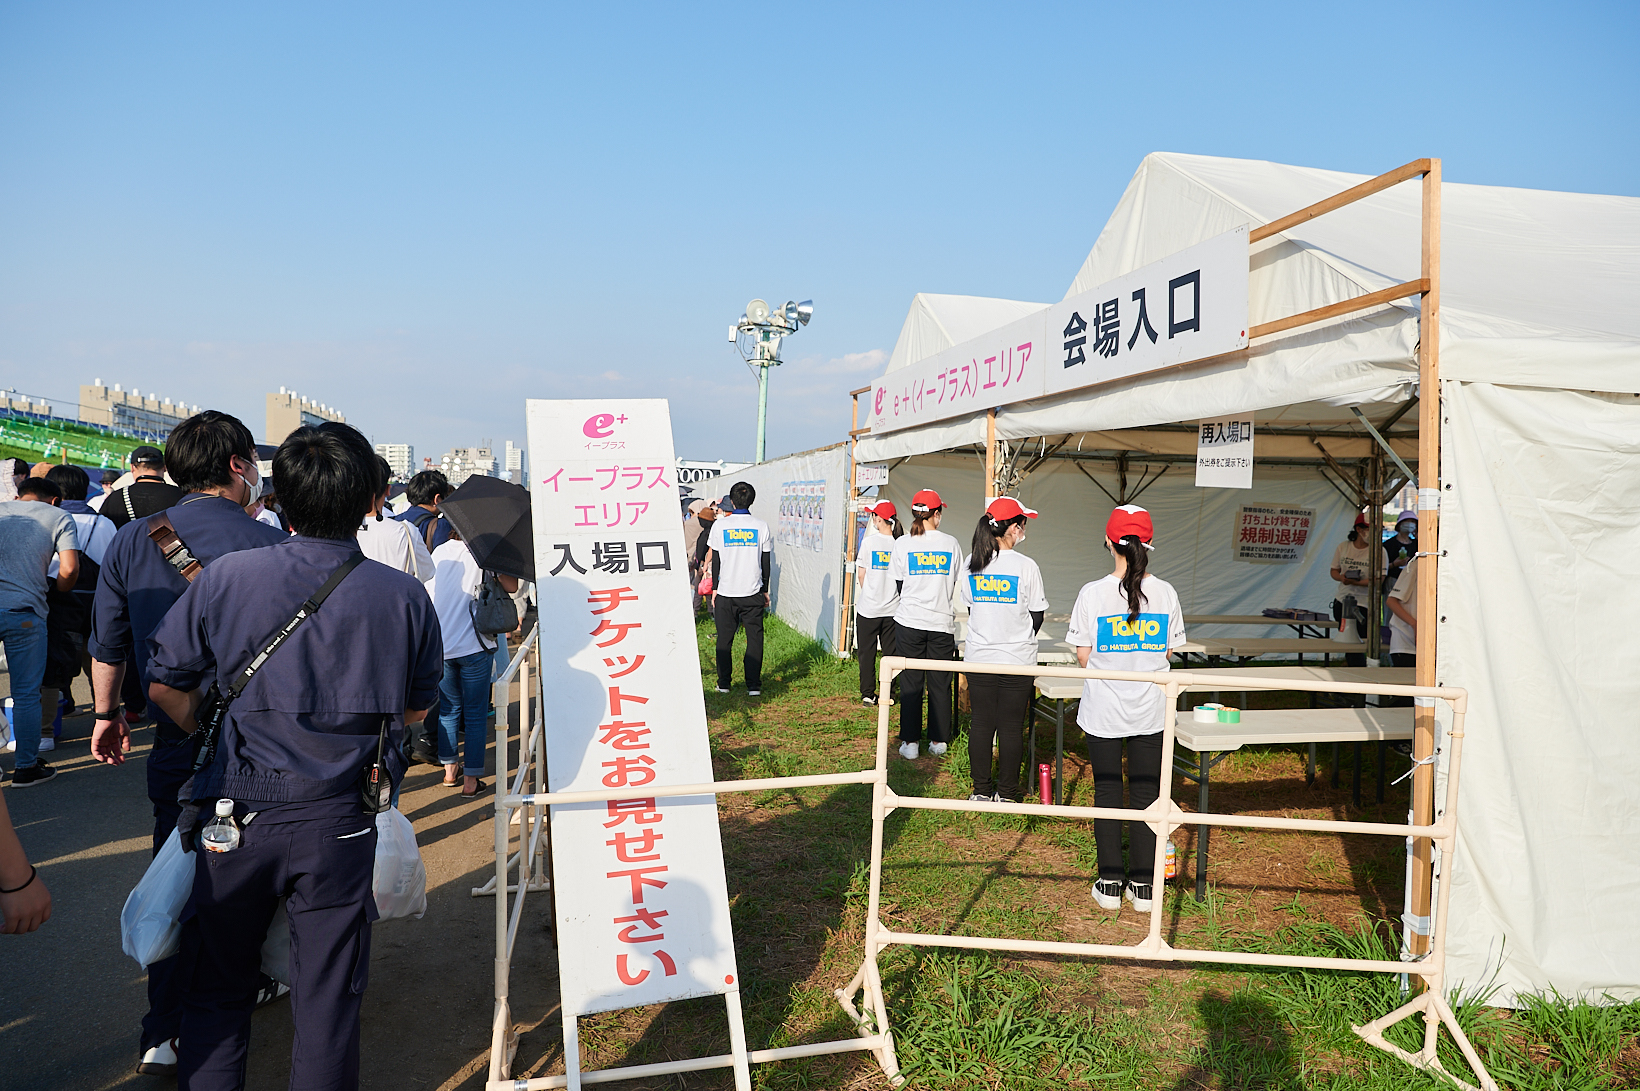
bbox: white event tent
[854,153,1640,1004]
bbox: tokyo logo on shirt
[871,549,891,570]
[1096,613,1169,654]
[722,527,760,547]
[907,550,953,575]
[967,573,1019,604]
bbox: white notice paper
[1195,415,1255,488]
[527,399,739,1017]
[1232,505,1317,565]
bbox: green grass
[566,613,1639,1090]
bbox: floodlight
[746,299,770,324]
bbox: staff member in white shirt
[1328,512,1373,671]
[854,500,902,707]
[357,456,435,585]
[960,497,1048,802]
[709,481,773,696]
[890,489,962,760]
[1065,505,1185,913]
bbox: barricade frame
[484,647,1495,1091]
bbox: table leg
[1352,742,1363,807]
[1307,743,1316,786]
[1027,696,1037,795]
[1054,700,1065,807]
[1376,739,1388,804]
[1196,750,1211,902]
[1332,742,1340,788]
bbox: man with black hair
[145,421,441,1091]
[1,476,79,786]
[87,410,289,1075]
[103,445,185,530]
[708,481,773,696]
[393,468,452,552]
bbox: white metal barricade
[485,650,1495,1091]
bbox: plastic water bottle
[201,799,241,853]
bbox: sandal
[442,763,460,787]
[461,777,486,797]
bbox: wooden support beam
[1249,279,1429,341]
[1409,159,1442,963]
[849,426,872,437]
[1249,159,1433,244]
[984,409,997,500]
[849,385,874,398]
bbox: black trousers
[855,614,898,700]
[966,672,1032,800]
[1086,732,1164,883]
[894,623,955,744]
[179,810,378,1091]
[713,594,765,691]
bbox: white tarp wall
[721,444,849,651]
[857,153,1640,1003]
[881,455,1355,651]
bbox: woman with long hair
[959,497,1047,802]
[1065,505,1185,914]
[889,489,962,760]
[854,499,903,706]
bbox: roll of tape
[1217,708,1241,723]
[1193,706,1221,723]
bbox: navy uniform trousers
[178,810,378,1091]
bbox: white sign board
[527,399,739,1018]
[1231,504,1317,565]
[1195,414,1255,489]
[855,462,889,488]
[866,227,1250,434]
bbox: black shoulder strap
[225,553,367,700]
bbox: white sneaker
[898,742,919,760]
[928,742,948,757]
[36,737,55,753]
[747,690,761,697]
[1092,879,1124,910]
[1126,881,1154,912]
[137,1038,179,1076]
[967,793,992,803]
[715,687,730,693]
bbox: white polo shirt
[959,549,1048,665]
[709,511,772,598]
[890,529,961,634]
[855,531,899,618]
[1065,573,1186,739]
[1388,556,1418,657]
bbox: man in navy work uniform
[709,480,773,695]
[146,421,441,1091]
[88,411,290,1076]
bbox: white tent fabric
[856,153,1640,1004]
[885,293,1048,374]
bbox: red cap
[910,489,943,513]
[985,497,1038,521]
[1354,512,1370,527]
[864,499,897,519]
[1105,504,1154,546]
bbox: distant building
[504,441,524,484]
[265,387,345,445]
[376,443,415,482]
[79,380,197,438]
[440,446,496,488]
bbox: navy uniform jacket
[145,535,443,805]
[394,505,452,551]
[90,494,291,742]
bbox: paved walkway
[0,672,560,1090]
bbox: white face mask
[237,462,262,505]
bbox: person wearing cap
[103,445,185,530]
[889,489,963,759]
[1065,505,1185,914]
[854,499,903,706]
[1329,512,1374,670]
[684,498,717,613]
[708,482,773,695]
[1383,510,1417,590]
[959,497,1047,802]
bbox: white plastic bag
[120,829,194,967]
[372,808,426,922]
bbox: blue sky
[2,2,1635,466]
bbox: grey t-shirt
[0,500,78,619]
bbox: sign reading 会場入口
[866,227,1250,435]
[1232,505,1317,565]
[527,399,740,1018]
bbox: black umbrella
[439,475,534,582]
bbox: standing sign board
[866,227,1250,435]
[1195,414,1255,488]
[527,399,739,1017]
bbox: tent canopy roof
[885,293,1048,374]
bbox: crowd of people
[0,413,527,1090]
